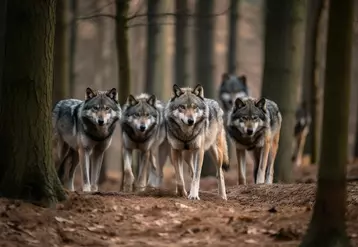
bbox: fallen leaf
[54,216,74,224]
[87,224,105,232]
[244,239,258,244]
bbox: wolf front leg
[79,147,91,192]
[188,148,205,200]
[255,137,271,184]
[135,151,150,192]
[171,148,187,197]
[123,148,135,192]
[90,149,106,192]
[236,148,247,185]
[265,132,280,184]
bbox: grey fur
[219,73,249,112]
[165,84,229,200]
[226,96,282,185]
[52,87,121,192]
[120,93,169,192]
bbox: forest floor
[1,158,358,247]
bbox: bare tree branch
[77,3,230,23]
[77,13,116,21]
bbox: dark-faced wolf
[226,97,282,184]
[219,73,249,113]
[165,84,229,200]
[120,93,169,192]
[52,88,121,192]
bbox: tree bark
[0,0,66,207]
[69,0,78,96]
[0,0,7,86]
[227,0,239,74]
[115,0,132,189]
[53,0,69,105]
[175,0,189,86]
[300,0,353,246]
[352,1,358,160]
[261,0,306,183]
[301,0,324,160]
[195,0,216,177]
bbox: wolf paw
[222,163,230,172]
[91,184,99,192]
[82,184,91,192]
[176,185,188,197]
[188,193,200,200]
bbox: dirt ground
[1,160,358,247]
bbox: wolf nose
[139,125,146,132]
[187,118,194,126]
[246,128,253,136]
[98,119,104,126]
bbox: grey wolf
[165,84,229,200]
[52,87,121,192]
[219,73,249,113]
[120,93,169,192]
[292,102,311,166]
[226,97,282,184]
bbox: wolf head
[169,84,206,127]
[82,87,120,126]
[219,73,248,112]
[123,93,158,134]
[228,97,267,137]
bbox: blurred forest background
[53,0,358,183]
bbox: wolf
[226,97,282,185]
[165,84,229,200]
[219,73,249,113]
[292,102,311,166]
[120,93,169,192]
[52,87,121,192]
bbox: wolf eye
[179,105,185,110]
[192,105,197,109]
[104,106,110,111]
[93,106,99,111]
[252,116,258,121]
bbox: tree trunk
[115,0,132,189]
[195,0,216,177]
[0,0,66,207]
[227,0,239,74]
[261,0,306,183]
[69,0,78,96]
[0,0,7,85]
[301,0,324,160]
[299,0,353,246]
[309,0,329,165]
[53,0,69,105]
[175,0,189,86]
[351,1,358,160]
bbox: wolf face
[219,73,248,111]
[81,87,120,127]
[123,94,158,134]
[229,97,267,137]
[170,84,206,127]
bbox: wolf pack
[52,73,311,201]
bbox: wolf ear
[173,84,183,98]
[255,98,266,111]
[238,75,247,86]
[234,97,245,109]
[126,94,138,106]
[85,87,96,100]
[193,84,204,98]
[147,94,156,106]
[106,88,118,102]
[222,73,230,81]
